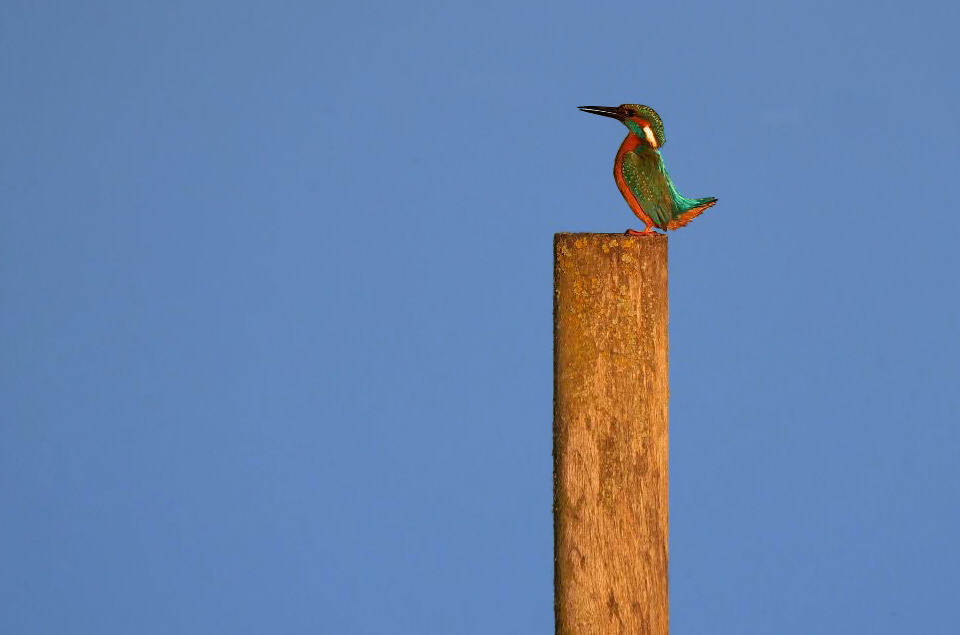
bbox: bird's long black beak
[578,106,624,121]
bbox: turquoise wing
[621,148,675,230]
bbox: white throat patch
[643,125,658,148]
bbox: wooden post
[554,233,669,635]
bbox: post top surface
[555,232,667,241]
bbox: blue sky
[2,1,959,633]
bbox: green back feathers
[622,144,717,229]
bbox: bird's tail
[659,155,717,229]
[667,196,717,229]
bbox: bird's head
[579,104,666,149]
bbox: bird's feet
[625,227,658,236]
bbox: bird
[579,104,716,235]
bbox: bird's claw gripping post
[626,228,659,236]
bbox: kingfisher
[579,104,716,235]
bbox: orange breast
[613,134,653,226]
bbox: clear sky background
[2,1,959,633]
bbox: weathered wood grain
[554,233,669,635]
